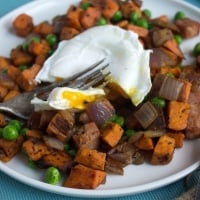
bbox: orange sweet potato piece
[135,136,154,150]
[3,90,20,102]
[16,64,41,91]
[10,48,33,66]
[0,86,8,101]
[101,123,124,147]
[12,13,34,37]
[40,150,72,171]
[127,24,149,38]
[168,101,190,131]
[0,136,23,162]
[59,27,79,40]
[25,129,43,139]
[151,135,175,165]
[35,54,47,66]
[33,22,53,36]
[80,7,101,29]
[22,138,51,161]
[64,164,106,189]
[74,148,106,170]
[66,6,82,30]
[159,66,181,77]
[0,56,11,68]
[120,1,142,18]
[101,0,119,20]
[163,39,184,58]
[28,40,50,56]
[0,113,7,127]
[166,132,185,148]
[116,20,129,29]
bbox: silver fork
[0,60,109,120]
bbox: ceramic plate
[0,0,199,198]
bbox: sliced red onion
[86,98,115,127]
[134,101,158,129]
[159,75,184,100]
[43,135,64,151]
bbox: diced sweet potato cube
[60,27,79,40]
[0,86,8,101]
[25,129,43,139]
[101,123,124,147]
[3,90,20,102]
[74,148,106,170]
[40,150,72,172]
[168,101,190,131]
[22,138,51,161]
[151,135,175,165]
[66,6,82,30]
[33,22,53,36]
[135,136,154,150]
[0,136,23,162]
[159,66,181,77]
[80,7,101,29]
[10,48,33,66]
[101,0,119,20]
[64,164,106,189]
[13,13,34,37]
[0,113,7,127]
[166,132,185,148]
[16,64,41,91]
[28,40,50,56]
[127,24,149,38]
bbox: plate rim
[0,0,200,198]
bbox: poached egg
[33,25,152,110]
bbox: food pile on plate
[0,0,199,189]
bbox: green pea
[9,120,22,132]
[80,1,92,10]
[18,64,28,71]
[44,166,61,185]
[64,143,70,152]
[46,34,58,46]
[20,128,29,136]
[124,129,136,137]
[174,11,186,20]
[68,149,77,157]
[2,125,19,140]
[22,36,40,52]
[28,160,36,169]
[97,17,107,26]
[114,116,125,127]
[193,42,200,57]
[112,10,123,22]
[143,9,152,18]
[151,97,166,108]
[174,34,183,45]
[0,128,3,138]
[130,11,139,24]
[135,18,149,29]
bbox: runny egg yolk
[62,90,97,109]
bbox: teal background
[0,1,199,199]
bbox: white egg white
[35,25,152,107]
[31,87,105,111]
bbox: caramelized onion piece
[159,75,183,100]
[134,101,158,129]
[43,136,64,151]
[86,98,115,127]
[143,129,166,138]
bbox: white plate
[0,0,200,198]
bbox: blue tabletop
[0,1,200,200]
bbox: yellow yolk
[62,90,96,109]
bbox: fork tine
[35,59,106,94]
